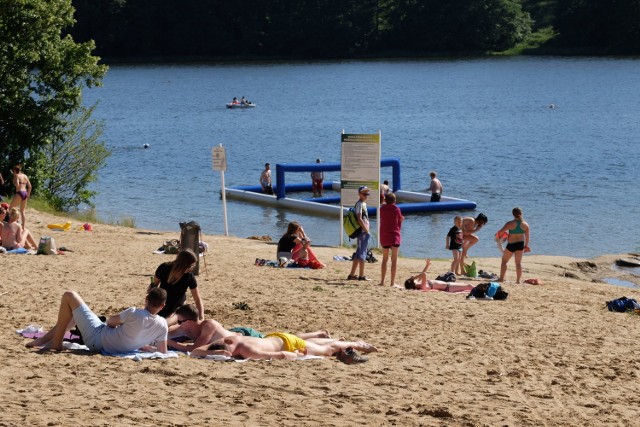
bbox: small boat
[226,102,256,109]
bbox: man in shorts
[26,288,169,353]
[260,163,273,194]
[311,159,324,197]
[347,186,371,281]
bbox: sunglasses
[177,319,191,325]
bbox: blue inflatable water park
[224,157,476,217]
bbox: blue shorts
[73,304,106,351]
[354,233,370,260]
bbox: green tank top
[510,220,525,235]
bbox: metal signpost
[212,144,229,236]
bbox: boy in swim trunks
[191,333,378,361]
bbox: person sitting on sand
[404,259,476,292]
[167,304,331,352]
[1,207,37,250]
[191,333,378,362]
[277,221,325,268]
[26,288,169,353]
[150,249,204,326]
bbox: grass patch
[493,27,557,56]
[28,196,137,228]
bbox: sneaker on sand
[336,347,368,364]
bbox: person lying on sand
[191,333,378,362]
[167,304,330,352]
[404,259,476,292]
[26,288,169,353]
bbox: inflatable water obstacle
[224,158,476,217]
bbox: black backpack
[435,272,457,282]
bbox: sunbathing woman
[277,221,325,268]
[404,259,475,292]
[150,248,204,326]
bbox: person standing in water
[428,171,443,202]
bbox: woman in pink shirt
[379,193,404,287]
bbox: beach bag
[37,236,57,255]
[467,282,508,300]
[436,271,457,283]
[464,261,477,277]
[606,297,640,312]
[343,208,362,239]
[366,250,377,263]
[179,221,201,275]
[162,239,180,254]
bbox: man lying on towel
[26,288,169,353]
[167,304,331,353]
[191,332,378,361]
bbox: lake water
[83,57,640,259]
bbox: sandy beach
[2,208,640,426]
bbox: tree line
[69,0,640,60]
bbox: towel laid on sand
[195,354,324,363]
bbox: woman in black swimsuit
[150,249,204,326]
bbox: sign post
[212,144,229,236]
[340,131,381,246]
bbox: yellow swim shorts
[265,332,306,352]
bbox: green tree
[555,0,640,53]
[0,0,107,194]
[33,105,110,210]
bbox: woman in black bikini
[496,207,530,283]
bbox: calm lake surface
[83,57,640,259]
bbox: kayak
[226,103,256,109]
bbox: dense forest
[66,0,640,59]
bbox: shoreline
[4,208,640,426]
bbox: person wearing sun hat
[347,186,372,281]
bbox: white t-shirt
[100,308,168,354]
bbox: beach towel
[333,255,352,261]
[195,354,324,363]
[6,247,35,255]
[102,350,180,361]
